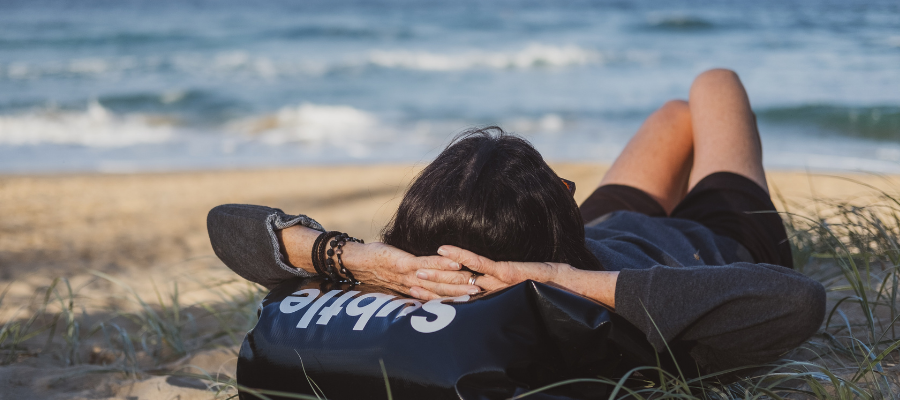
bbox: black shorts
[579,172,793,269]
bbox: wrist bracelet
[328,232,364,284]
[310,232,327,276]
[309,230,365,283]
[317,231,344,281]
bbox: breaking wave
[366,44,603,71]
[228,103,385,145]
[0,102,174,147]
[0,44,613,81]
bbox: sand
[1,164,897,399]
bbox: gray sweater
[207,204,825,372]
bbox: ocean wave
[228,103,386,146]
[0,44,609,81]
[367,44,603,71]
[758,105,900,141]
[0,32,198,50]
[96,90,242,122]
[0,25,409,51]
[0,102,174,147]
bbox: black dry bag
[237,277,670,400]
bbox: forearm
[277,225,322,274]
[551,265,619,309]
[278,225,388,279]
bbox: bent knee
[691,68,742,92]
[657,99,691,124]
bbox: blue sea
[1,0,898,173]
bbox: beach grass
[2,178,900,399]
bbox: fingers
[467,275,508,291]
[416,269,471,285]
[437,245,499,276]
[399,255,461,273]
[416,268,510,293]
[416,278,480,297]
[419,255,462,271]
[409,286,441,301]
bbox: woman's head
[382,126,602,270]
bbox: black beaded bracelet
[322,231,344,281]
[310,230,365,283]
[309,232,327,276]
[328,232,364,284]
[314,231,343,281]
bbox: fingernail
[437,248,447,256]
[449,261,460,270]
[468,288,480,295]
[416,271,428,279]
[409,288,418,297]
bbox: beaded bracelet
[327,232,364,284]
[310,232,327,276]
[311,230,365,282]
[322,231,345,282]
[313,231,343,281]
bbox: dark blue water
[1,0,899,173]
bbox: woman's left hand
[343,242,484,298]
[410,245,569,300]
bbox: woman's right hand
[414,245,618,308]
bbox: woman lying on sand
[208,69,825,373]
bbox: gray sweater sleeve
[614,263,826,372]
[207,204,325,289]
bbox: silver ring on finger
[468,274,478,286]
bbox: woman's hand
[414,245,618,308]
[410,245,571,300]
[342,242,482,298]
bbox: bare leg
[599,100,694,213]
[687,69,767,192]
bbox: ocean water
[0,0,899,173]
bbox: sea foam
[0,102,173,147]
[228,103,385,145]
[367,44,602,71]
[1,44,605,82]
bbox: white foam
[228,103,384,147]
[0,101,173,147]
[505,114,565,134]
[1,44,603,82]
[367,43,603,71]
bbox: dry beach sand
[1,164,898,399]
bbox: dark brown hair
[382,126,602,271]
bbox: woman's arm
[411,246,619,306]
[424,245,826,372]
[277,224,478,295]
[207,204,477,294]
[207,204,321,288]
